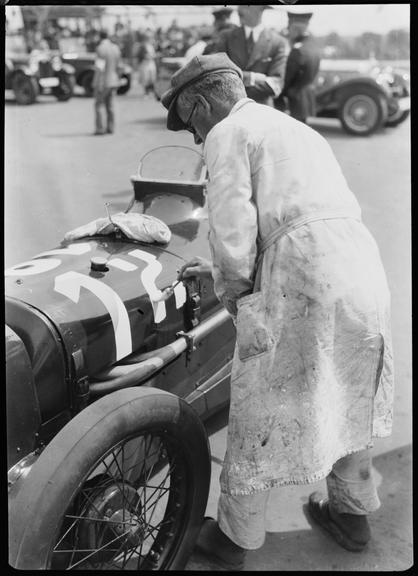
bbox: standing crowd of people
[93,5,323,136]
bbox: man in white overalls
[162,54,394,570]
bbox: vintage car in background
[7,147,235,570]
[313,58,410,135]
[5,34,76,105]
[59,37,132,97]
[153,56,410,136]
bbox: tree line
[319,29,409,60]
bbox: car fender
[59,62,76,76]
[6,325,42,471]
[316,76,390,112]
[12,67,36,79]
[334,77,391,101]
[6,298,71,458]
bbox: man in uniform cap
[212,6,238,34]
[274,7,321,122]
[201,6,239,56]
[161,53,393,570]
[204,5,288,105]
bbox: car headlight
[51,56,62,72]
[376,72,395,87]
[27,59,39,74]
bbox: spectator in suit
[202,7,239,56]
[275,8,322,123]
[205,5,288,105]
[93,30,122,135]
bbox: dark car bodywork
[7,147,235,569]
[61,51,132,96]
[5,34,75,104]
[154,56,410,135]
[313,59,410,134]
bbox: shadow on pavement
[204,405,229,437]
[43,131,94,138]
[186,444,412,571]
[131,116,166,127]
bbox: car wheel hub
[78,482,144,562]
[344,95,378,132]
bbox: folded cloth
[64,212,171,244]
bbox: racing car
[6,146,236,570]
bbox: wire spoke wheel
[51,431,186,570]
[9,388,211,571]
[12,75,39,105]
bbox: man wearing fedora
[161,53,394,570]
[275,7,322,123]
[204,5,288,105]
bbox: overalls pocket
[236,292,275,361]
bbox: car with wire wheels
[7,146,235,570]
[153,56,410,136]
[5,34,76,104]
[61,51,132,97]
[314,59,410,136]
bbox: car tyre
[9,387,211,570]
[116,74,131,95]
[12,74,39,105]
[338,86,388,136]
[385,109,410,127]
[81,70,95,97]
[53,73,75,101]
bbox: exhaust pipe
[89,307,232,396]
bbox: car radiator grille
[38,61,54,77]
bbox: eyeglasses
[184,102,197,134]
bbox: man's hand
[177,256,213,280]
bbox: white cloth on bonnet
[64,212,171,244]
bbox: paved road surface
[5,84,412,571]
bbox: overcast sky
[261,4,410,35]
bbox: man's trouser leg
[217,490,269,550]
[95,90,105,133]
[326,447,381,515]
[217,448,380,550]
[105,88,115,133]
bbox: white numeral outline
[54,271,132,361]
[6,243,188,359]
[5,243,91,276]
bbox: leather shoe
[308,491,371,552]
[194,517,246,570]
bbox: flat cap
[161,53,243,131]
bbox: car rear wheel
[338,87,388,136]
[9,387,211,570]
[12,74,39,105]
